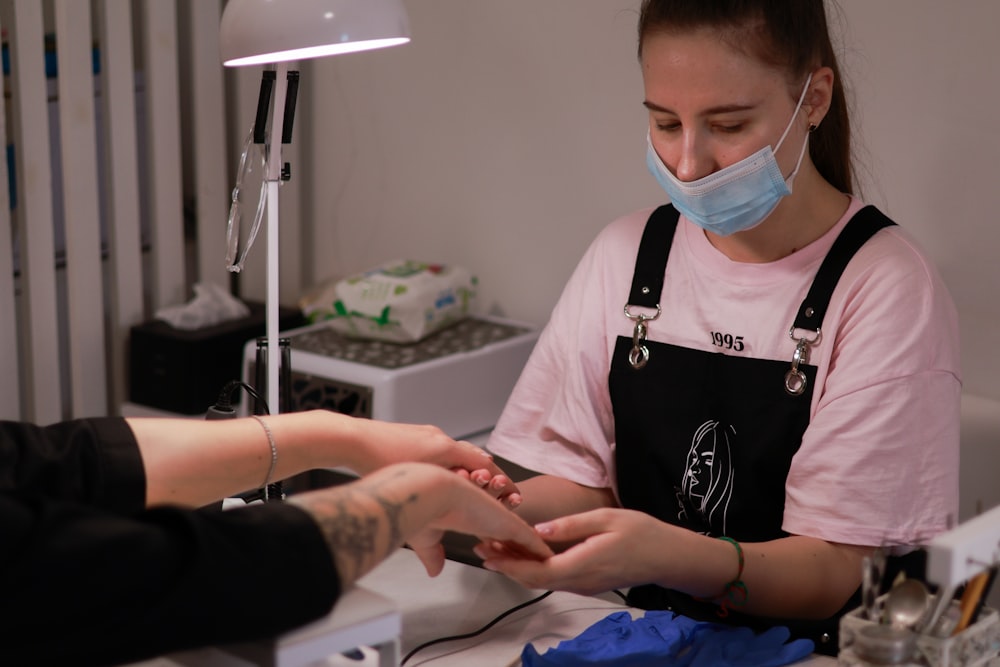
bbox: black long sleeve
[0,418,146,512]
[0,419,341,667]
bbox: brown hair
[637,0,853,194]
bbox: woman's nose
[673,133,715,182]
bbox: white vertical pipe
[142,0,187,311]
[189,0,229,290]
[96,0,145,414]
[54,0,108,417]
[0,5,20,420]
[7,0,63,423]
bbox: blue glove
[521,610,704,666]
[522,610,814,667]
[679,624,815,667]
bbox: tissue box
[129,302,305,415]
[302,260,478,343]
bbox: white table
[139,548,837,666]
[356,549,634,666]
[354,549,837,667]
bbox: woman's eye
[654,121,681,132]
[714,123,744,134]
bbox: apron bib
[610,203,896,653]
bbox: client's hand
[463,468,522,509]
[290,462,550,589]
[407,468,549,576]
[344,417,522,506]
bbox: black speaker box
[129,302,306,415]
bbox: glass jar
[840,625,927,666]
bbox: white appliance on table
[240,315,538,440]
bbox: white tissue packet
[154,283,251,330]
[303,260,478,343]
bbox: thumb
[409,540,447,577]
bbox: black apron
[609,204,913,655]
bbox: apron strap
[792,205,896,331]
[627,204,680,308]
[627,203,896,331]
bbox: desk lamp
[219,0,410,418]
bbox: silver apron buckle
[624,303,661,370]
[784,326,821,395]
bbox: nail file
[953,570,992,635]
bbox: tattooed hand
[288,462,551,588]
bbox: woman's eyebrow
[643,100,757,115]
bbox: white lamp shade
[220,0,411,67]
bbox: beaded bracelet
[252,415,278,494]
[695,536,748,618]
[714,536,747,618]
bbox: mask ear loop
[774,73,814,151]
[774,73,815,188]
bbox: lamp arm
[254,70,275,145]
[282,71,300,144]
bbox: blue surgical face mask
[645,74,813,236]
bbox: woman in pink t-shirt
[478,0,960,654]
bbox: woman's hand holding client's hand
[474,507,677,596]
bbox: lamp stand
[264,61,288,416]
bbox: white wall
[300,0,1000,403]
[834,0,1000,401]
[300,1,660,326]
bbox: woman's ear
[805,66,835,128]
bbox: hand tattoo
[291,469,418,584]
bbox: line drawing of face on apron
[676,420,735,535]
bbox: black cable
[400,590,553,665]
[206,380,269,419]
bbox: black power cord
[401,590,553,665]
[205,380,269,420]
[400,587,630,664]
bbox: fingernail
[535,522,553,536]
[481,560,498,572]
[472,545,486,559]
[506,495,522,509]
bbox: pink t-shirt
[488,198,961,548]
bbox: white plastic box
[241,315,539,439]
